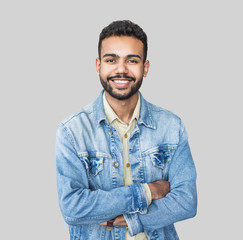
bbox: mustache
[107,75,136,82]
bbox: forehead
[100,36,144,57]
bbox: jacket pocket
[151,147,173,169]
[80,152,112,190]
[142,145,177,181]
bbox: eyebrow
[102,53,142,59]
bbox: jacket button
[113,162,119,168]
[108,130,113,135]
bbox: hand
[148,180,170,200]
[99,215,127,227]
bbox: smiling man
[56,20,197,240]
[97,35,148,102]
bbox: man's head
[96,20,150,101]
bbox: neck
[104,91,139,125]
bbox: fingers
[114,215,127,227]
[98,220,114,231]
[99,222,107,226]
[98,215,128,227]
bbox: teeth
[114,80,129,83]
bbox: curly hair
[98,20,148,62]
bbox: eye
[106,59,116,63]
[128,59,138,64]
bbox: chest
[78,124,177,191]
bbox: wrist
[147,182,155,200]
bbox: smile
[107,75,136,82]
[113,80,130,83]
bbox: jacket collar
[138,93,156,129]
[94,90,156,129]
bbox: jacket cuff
[124,213,144,236]
[128,184,148,214]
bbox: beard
[99,75,143,100]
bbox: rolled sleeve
[123,184,150,236]
[124,213,144,237]
[128,183,149,214]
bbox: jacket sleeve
[124,121,197,236]
[56,124,149,225]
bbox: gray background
[1,0,242,239]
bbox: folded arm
[99,180,171,227]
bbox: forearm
[99,183,153,228]
[124,179,197,235]
[140,180,197,230]
[123,179,170,235]
[57,176,148,225]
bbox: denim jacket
[56,91,197,240]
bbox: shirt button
[126,163,130,168]
[108,130,113,135]
[124,133,128,138]
[113,162,119,168]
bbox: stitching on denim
[78,151,112,159]
[61,124,79,157]
[141,145,178,157]
[64,211,123,222]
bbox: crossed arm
[99,180,171,227]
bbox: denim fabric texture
[56,91,197,240]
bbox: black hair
[98,20,148,62]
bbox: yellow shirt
[103,93,151,240]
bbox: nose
[115,61,128,74]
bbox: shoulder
[144,100,187,140]
[146,99,182,124]
[59,101,95,128]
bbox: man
[56,20,197,240]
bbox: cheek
[133,67,144,77]
[99,66,114,76]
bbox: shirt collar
[94,90,155,129]
[103,92,140,125]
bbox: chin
[109,90,137,101]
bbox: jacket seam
[64,211,126,222]
[60,124,79,157]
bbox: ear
[95,57,101,75]
[143,60,150,77]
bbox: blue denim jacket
[56,91,197,240]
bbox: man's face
[96,36,149,100]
